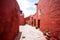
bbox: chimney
[35,3,38,5]
[20,10,22,14]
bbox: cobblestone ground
[19,24,47,40]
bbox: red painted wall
[39,0,60,40]
[32,4,40,28]
[0,0,20,40]
[25,16,30,24]
[19,13,25,25]
[33,13,38,27]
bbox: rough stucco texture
[0,0,20,40]
[39,0,60,40]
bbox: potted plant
[43,29,51,40]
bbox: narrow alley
[0,0,60,40]
[19,24,46,40]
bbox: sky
[17,0,39,18]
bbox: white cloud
[17,0,38,18]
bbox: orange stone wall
[39,0,60,40]
[32,4,39,28]
[33,13,38,28]
[0,0,20,40]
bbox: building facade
[28,3,40,29]
[0,0,20,40]
[39,0,60,40]
[32,3,40,29]
[19,11,25,25]
[25,16,30,24]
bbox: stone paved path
[19,24,47,40]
